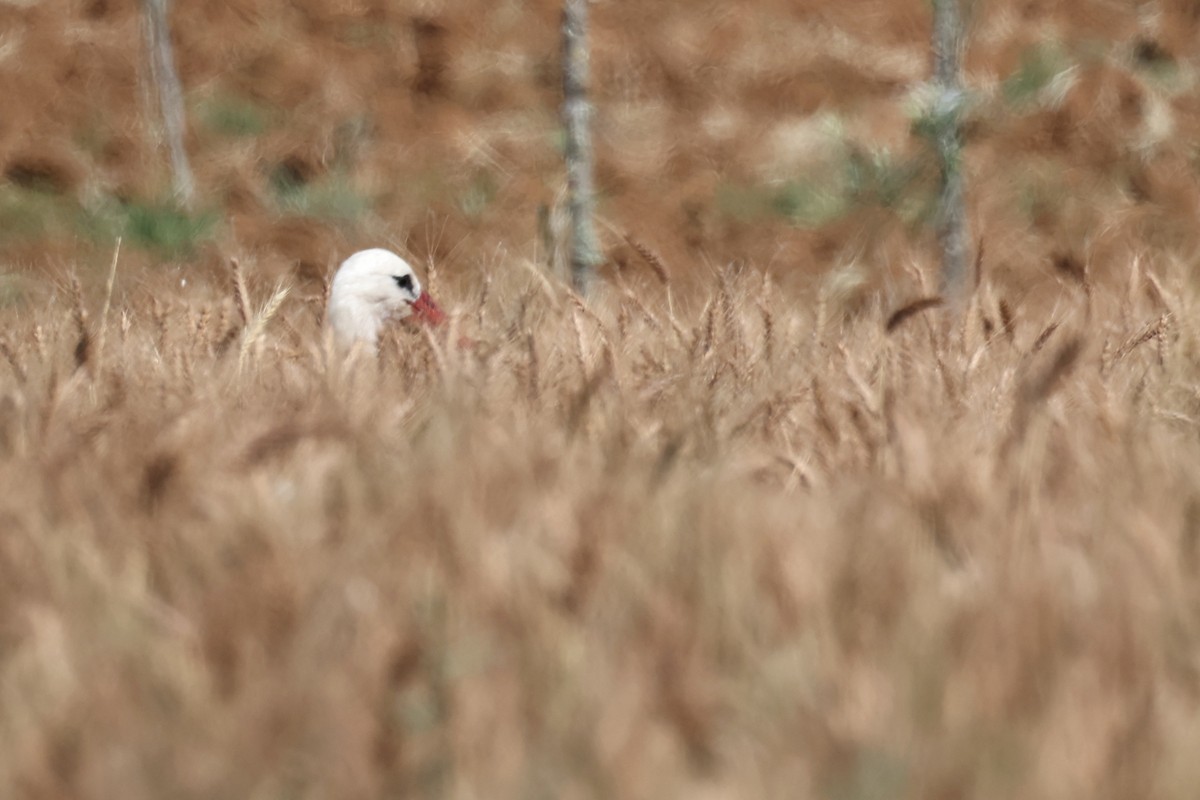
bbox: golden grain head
[11,256,1188,797]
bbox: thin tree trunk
[141,0,195,210]
[931,0,970,302]
[561,0,602,296]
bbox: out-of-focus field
[4,0,1200,798]
[3,0,1200,295]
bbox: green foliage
[0,184,217,258]
[121,201,218,256]
[0,185,120,245]
[717,179,845,227]
[768,180,847,226]
[718,149,932,228]
[0,185,60,241]
[0,273,26,308]
[271,171,371,222]
[1014,166,1069,228]
[843,149,928,211]
[1003,42,1071,105]
[456,170,499,220]
[910,86,970,143]
[199,94,272,139]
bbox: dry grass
[2,253,1200,799]
[4,4,1200,794]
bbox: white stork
[326,248,446,348]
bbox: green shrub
[199,94,271,139]
[271,170,371,222]
[121,201,218,256]
[456,171,498,220]
[1003,42,1071,105]
[718,149,930,228]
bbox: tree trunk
[561,0,602,296]
[931,0,971,302]
[141,0,195,210]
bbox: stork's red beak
[411,292,446,326]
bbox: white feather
[327,249,425,348]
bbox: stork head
[327,248,446,348]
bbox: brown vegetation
[1,0,1199,298]
[0,252,1198,797]
[4,0,1200,796]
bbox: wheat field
[0,246,1196,799]
[6,0,1200,795]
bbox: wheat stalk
[95,237,122,372]
[622,232,671,284]
[238,283,291,369]
[69,272,92,373]
[230,257,252,329]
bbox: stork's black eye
[393,274,414,293]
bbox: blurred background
[1,0,1199,302]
